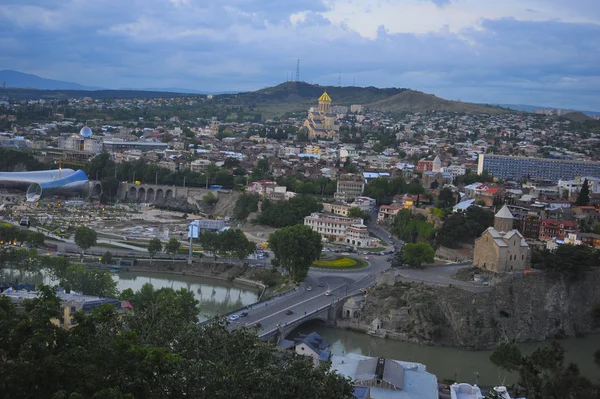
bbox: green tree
[202,191,218,205]
[198,231,220,259]
[0,284,354,398]
[347,207,371,223]
[147,238,163,263]
[101,251,113,265]
[74,226,97,256]
[268,224,323,282]
[575,179,590,206]
[233,193,259,220]
[401,242,435,268]
[437,187,456,208]
[489,342,522,384]
[27,231,46,247]
[60,264,118,298]
[165,238,181,260]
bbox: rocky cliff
[346,271,600,349]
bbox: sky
[1,0,600,110]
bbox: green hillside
[227,82,507,115]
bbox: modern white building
[331,353,438,399]
[442,165,467,179]
[304,212,375,247]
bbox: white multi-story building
[442,165,467,179]
[304,212,375,247]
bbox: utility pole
[183,176,186,188]
[155,172,158,186]
[133,171,136,183]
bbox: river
[1,269,260,322]
[290,321,600,386]
[4,269,599,385]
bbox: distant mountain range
[0,70,104,91]
[495,103,600,116]
[1,69,594,116]
[0,70,235,95]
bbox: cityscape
[1,1,600,399]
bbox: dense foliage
[268,224,323,281]
[233,193,259,220]
[0,148,46,172]
[489,341,599,399]
[531,244,598,280]
[393,209,435,244]
[0,223,45,247]
[436,207,494,248]
[255,196,323,228]
[0,284,354,399]
[400,242,435,268]
[198,228,255,260]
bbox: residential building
[304,212,375,247]
[538,219,578,241]
[572,205,600,223]
[331,353,439,399]
[350,104,363,113]
[378,205,402,223]
[336,180,365,201]
[293,332,332,367]
[245,180,286,197]
[565,232,600,248]
[303,91,341,140]
[473,205,531,273]
[441,165,466,179]
[190,159,211,173]
[417,159,434,172]
[323,202,351,217]
[477,154,600,182]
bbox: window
[70,306,76,314]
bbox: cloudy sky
[1,0,599,110]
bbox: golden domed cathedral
[303,91,340,141]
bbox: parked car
[285,310,293,315]
[363,256,370,260]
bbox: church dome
[80,126,93,138]
[318,91,332,102]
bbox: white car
[228,314,240,321]
[324,290,332,296]
[307,286,312,291]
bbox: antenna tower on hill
[296,59,300,82]
[338,72,341,87]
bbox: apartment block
[477,154,600,182]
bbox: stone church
[473,205,531,273]
[303,91,341,140]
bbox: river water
[290,321,600,386]
[1,269,260,322]
[4,269,598,385]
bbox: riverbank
[119,261,267,294]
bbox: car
[363,256,370,260]
[254,322,262,328]
[318,281,324,287]
[341,252,349,256]
[228,314,240,321]
[239,311,248,317]
[285,310,293,315]
[324,290,332,296]
[307,286,312,291]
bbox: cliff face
[350,271,600,349]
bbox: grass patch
[312,256,368,270]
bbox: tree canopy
[400,242,435,268]
[74,226,98,253]
[165,238,182,259]
[393,209,435,244]
[436,207,494,248]
[147,238,163,260]
[268,224,323,281]
[255,195,323,228]
[575,179,590,206]
[0,284,353,399]
[60,264,118,298]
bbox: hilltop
[226,82,508,115]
